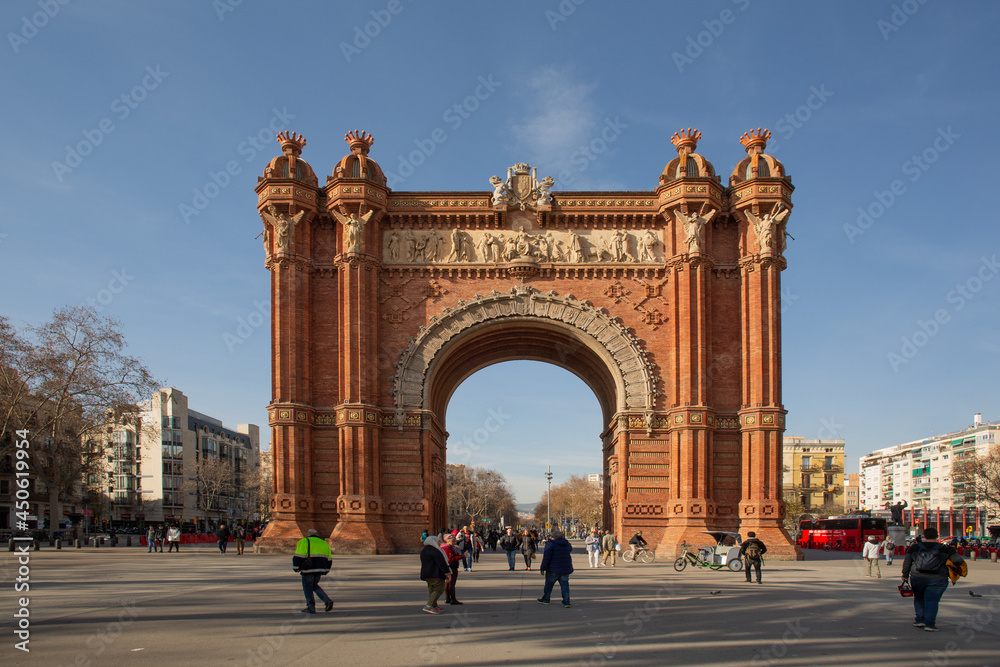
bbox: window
[802,474,811,487]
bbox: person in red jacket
[441,534,464,605]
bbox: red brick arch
[254,130,802,559]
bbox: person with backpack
[739,532,767,583]
[862,535,882,578]
[882,534,896,565]
[901,527,965,632]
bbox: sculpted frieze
[382,227,662,265]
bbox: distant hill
[515,503,536,513]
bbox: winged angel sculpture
[332,209,375,252]
[261,205,306,252]
[744,204,790,254]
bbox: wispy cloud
[508,66,627,189]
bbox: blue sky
[2,1,998,504]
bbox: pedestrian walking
[146,525,156,553]
[235,524,247,555]
[293,529,333,613]
[901,527,965,632]
[216,523,230,554]
[521,529,538,570]
[420,536,450,614]
[166,524,181,552]
[585,529,601,568]
[739,532,767,583]
[441,534,464,605]
[537,529,574,607]
[499,527,521,571]
[863,535,882,578]
[601,530,617,567]
[882,534,896,565]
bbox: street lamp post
[545,465,553,531]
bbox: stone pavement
[2,540,999,666]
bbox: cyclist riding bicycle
[629,531,647,550]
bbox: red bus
[798,516,887,551]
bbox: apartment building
[782,437,846,510]
[859,413,998,512]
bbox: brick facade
[254,128,802,559]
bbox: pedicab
[673,531,744,572]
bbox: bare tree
[184,457,236,524]
[446,464,517,528]
[534,475,602,528]
[240,464,273,522]
[953,445,1000,515]
[0,308,158,536]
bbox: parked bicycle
[621,546,655,563]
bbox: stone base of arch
[328,495,396,554]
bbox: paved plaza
[2,541,999,666]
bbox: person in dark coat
[521,529,537,570]
[537,529,574,607]
[739,531,767,584]
[419,536,450,614]
[902,527,965,632]
[216,523,230,554]
[499,527,521,571]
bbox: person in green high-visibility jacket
[293,529,333,613]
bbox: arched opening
[443,360,605,530]
[420,315,626,535]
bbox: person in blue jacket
[537,529,574,607]
[293,529,333,613]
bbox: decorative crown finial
[671,128,702,155]
[739,128,771,154]
[276,131,306,156]
[345,129,375,155]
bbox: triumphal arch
[254,127,801,559]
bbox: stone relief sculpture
[261,205,306,252]
[639,229,659,262]
[404,231,417,262]
[386,230,400,261]
[675,206,716,255]
[446,228,473,262]
[745,203,789,253]
[424,230,443,262]
[382,227,665,265]
[333,209,374,252]
[567,229,586,263]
